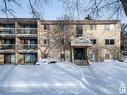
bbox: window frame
[105,39,115,45]
[43,38,50,45]
[24,53,37,63]
[90,39,96,44]
[44,24,50,30]
[90,24,96,30]
[76,25,83,37]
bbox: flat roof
[0,18,37,24]
[0,18,120,25]
[41,20,120,25]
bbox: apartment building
[0,18,121,65]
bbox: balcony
[17,44,37,50]
[0,44,15,50]
[17,28,37,37]
[0,28,15,37]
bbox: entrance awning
[71,36,92,47]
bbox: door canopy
[71,36,92,47]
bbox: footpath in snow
[0,60,127,95]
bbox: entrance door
[74,48,85,60]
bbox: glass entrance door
[74,48,85,60]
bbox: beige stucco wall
[37,20,121,62]
[0,54,4,64]
[0,19,121,64]
[17,53,24,64]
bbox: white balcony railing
[0,44,15,50]
[17,28,37,34]
[0,28,37,35]
[17,44,37,50]
[0,28,15,34]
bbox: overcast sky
[0,0,127,23]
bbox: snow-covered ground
[0,60,127,95]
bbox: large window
[76,25,83,37]
[4,24,15,34]
[24,53,37,63]
[89,54,95,61]
[23,24,37,34]
[4,53,16,63]
[105,53,112,59]
[90,24,96,30]
[105,24,115,31]
[23,39,37,44]
[105,39,115,45]
[4,39,15,44]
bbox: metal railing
[0,28,15,34]
[17,28,37,34]
[0,28,37,35]
[0,44,15,50]
[17,44,37,50]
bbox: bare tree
[1,0,127,19]
[62,0,125,19]
[0,0,49,18]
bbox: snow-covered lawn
[0,60,127,95]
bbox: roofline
[0,18,120,24]
[41,20,120,25]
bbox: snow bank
[0,60,127,95]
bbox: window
[105,53,112,59]
[4,24,15,28]
[105,24,115,31]
[4,53,16,63]
[60,54,65,59]
[76,25,83,37]
[44,54,48,58]
[90,24,96,30]
[89,54,95,61]
[4,24,15,34]
[61,38,64,44]
[110,39,114,45]
[24,39,37,44]
[105,39,115,45]
[105,54,110,59]
[90,39,96,44]
[24,53,37,63]
[44,24,50,30]
[60,24,65,30]
[44,39,50,45]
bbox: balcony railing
[17,44,37,50]
[17,28,37,34]
[0,28,15,35]
[0,44,15,50]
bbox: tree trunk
[121,0,127,17]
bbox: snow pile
[36,58,59,65]
[0,61,127,95]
